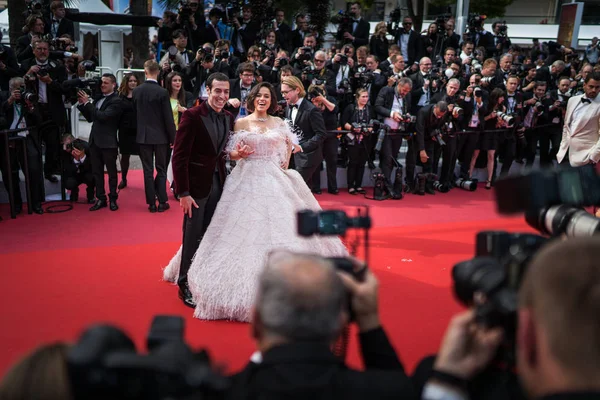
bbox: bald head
[420,57,432,74]
[255,251,346,342]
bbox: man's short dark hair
[172,29,187,39]
[350,1,361,8]
[102,73,117,85]
[534,81,548,90]
[435,101,448,113]
[206,72,229,89]
[584,71,600,84]
[237,62,255,75]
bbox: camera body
[19,84,39,104]
[297,47,313,62]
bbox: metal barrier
[96,66,114,75]
[115,68,145,83]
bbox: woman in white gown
[163,82,347,322]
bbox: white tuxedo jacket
[557,94,600,166]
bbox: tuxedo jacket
[44,17,75,39]
[286,98,327,167]
[291,29,307,50]
[132,81,176,145]
[225,78,256,119]
[393,30,421,66]
[557,94,600,166]
[351,18,370,47]
[375,86,412,121]
[16,35,34,62]
[171,101,234,199]
[20,57,68,125]
[227,327,415,400]
[77,92,123,149]
[275,22,293,52]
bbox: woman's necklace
[255,115,269,122]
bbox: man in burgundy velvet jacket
[171,72,235,308]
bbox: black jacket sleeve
[301,106,327,153]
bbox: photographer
[543,77,571,167]
[16,15,45,62]
[341,88,373,195]
[585,37,599,66]
[61,134,94,203]
[213,39,240,79]
[291,34,318,70]
[224,62,256,120]
[415,101,448,194]
[522,81,552,168]
[442,21,461,54]
[44,1,74,40]
[272,9,292,53]
[228,251,415,399]
[375,77,413,191]
[393,16,422,66]
[341,2,370,48]
[77,73,122,212]
[20,39,67,183]
[410,57,433,114]
[491,21,511,57]
[422,238,600,400]
[308,83,339,195]
[185,43,218,100]
[0,32,21,92]
[494,75,523,179]
[358,55,386,106]
[535,60,566,91]
[231,5,260,60]
[0,77,44,215]
[171,0,204,52]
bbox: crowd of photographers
[2,0,600,216]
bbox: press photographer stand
[0,128,33,219]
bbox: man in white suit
[557,72,600,166]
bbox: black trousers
[494,132,516,178]
[38,105,62,176]
[380,135,403,184]
[295,151,323,188]
[440,135,457,185]
[139,143,170,205]
[90,143,118,202]
[405,138,418,185]
[421,139,437,174]
[312,135,339,191]
[524,128,540,167]
[0,136,44,208]
[539,128,561,168]
[64,170,94,200]
[346,138,370,189]
[178,173,223,287]
[456,132,479,178]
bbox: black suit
[61,139,94,201]
[20,57,67,177]
[287,98,327,186]
[350,18,370,47]
[291,29,308,51]
[476,31,496,58]
[78,92,122,202]
[227,327,415,400]
[443,32,461,53]
[133,80,177,206]
[0,46,20,92]
[393,30,421,66]
[16,34,35,63]
[275,22,293,52]
[44,17,75,39]
[0,99,45,210]
[225,79,256,120]
[204,22,221,46]
[409,71,432,114]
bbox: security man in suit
[343,2,370,47]
[77,73,123,211]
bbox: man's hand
[392,111,402,122]
[77,90,89,105]
[228,98,241,108]
[8,90,21,105]
[420,150,429,163]
[434,309,503,379]
[337,261,380,332]
[180,195,199,218]
[71,148,84,161]
[343,32,355,41]
[27,65,41,76]
[38,74,52,84]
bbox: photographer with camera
[492,21,511,57]
[394,16,422,67]
[522,81,552,168]
[421,237,600,400]
[20,39,67,183]
[213,39,240,79]
[308,83,339,195]
[340,2,370,48]
[230,5,260,60]
[291,34,318,70]
[341,88,374,195]
[61,134,94,203]
[16,15,45,62]
[171,0,205,53]
[297,51,335,94]
[414,101,448,195]
[0,32,21,92]
[44,1,74,40]
[535,60,566,92]
[493,75,523,179]
[542,77,571,167]
[77,73,122,212]
[228,250,415,400]
[375,77,413,192]
[185,43,218,100]
[0,77,44,215]
[442,21,461,54]
[585,37,599,66]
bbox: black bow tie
[581,98,591,104]
[241,87,250,91]
[353,19,360,22]
[290,103,298,109]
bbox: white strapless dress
[163,120,347,322]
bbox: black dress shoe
[45,174,58,183]
[109,200,119,211]
[89,200,107,211]
[178,286,196,308]
[87,197,96,204]
[312,189,322,195]
[328,189,339,195]
[158,202,170,212]
[148,204,157,213]
[118,179,127,190]
[32,205,44,214]
[15,204,23,214]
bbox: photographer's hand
[77,90,89,105]
[8,90,20,105]
[338,265,380,332]
[434,309,503,380]
[420,150,429,163]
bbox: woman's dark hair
[246,82,278,114]
[118,73,138,96]
[488,88,506,112]
[166,71,186,107]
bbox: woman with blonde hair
[370,21,389,61]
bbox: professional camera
[62,77,102,102]
[167,46,182,72]
[351,121,376,136]
[473,86,483,98]
[80,60,97,72]
[178,0,194,21]
[525,205,600,237]
[480,76,495,85]
[297,47,313,62]
[307,86,325,101]
[18,85,39,103]
[452,231,548,364]
[197,47,214,63]
[452,105,464,117]
[433,179,449,193]
[496,111,516,127]
[496,21,508,36]
[68,315,230,400]
[337,79,353,96]
[431,128,446,146]
[297,209,371,237]
[494,164,600,215]
[455,177,478,191]
[331,6,354,43]
[471,59,483,72]
[465,14,486,35]
[26,0,49,16]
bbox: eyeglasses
[281,90,294,95]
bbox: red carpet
[0,170,534,377]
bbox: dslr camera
[19,85,39,104]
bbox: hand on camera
[343,32,355,41]
[71,148,84,160]
[337,259,380,332]
[9,90,21,104]
[434,309,503,380]
[77,90,89,104]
